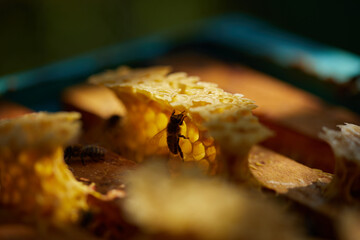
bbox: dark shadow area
[1,0,359,75]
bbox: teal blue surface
[203,15,360,83]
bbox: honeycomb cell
[187,122,199,143]
[206,146,216,155]
[203,136,214,146]
[180,139,192,155]
[180,121,187,136]
[208,153,216,163]
[144,109,156,123]
[206,146,216,162]
[156,113,168,131]
[193,142,206,161]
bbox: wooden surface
[249,145,337,217]
[0,101,32,119]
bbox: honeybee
[151,110,188,160]
[105,114,122,129]
[64,144,106,165]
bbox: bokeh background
[1,0,359,76]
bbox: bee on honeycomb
[89,66,272,179]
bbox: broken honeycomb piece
[320,123,360,202]
[0,112,89,225]
[89,66,271,175]
[123,161,304,240]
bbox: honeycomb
[320,123,360,202]
[0,112,90,225]
[123,161,304,240]
[89,66,272,176]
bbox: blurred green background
[1,0,359,76]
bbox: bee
[64,144,106,165]
[105,114,122,129]
[167,110,189,160]
[151,110,188,160]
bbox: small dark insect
[106,114,122,129]
[64,144,106,165]
[166,110,188,160]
